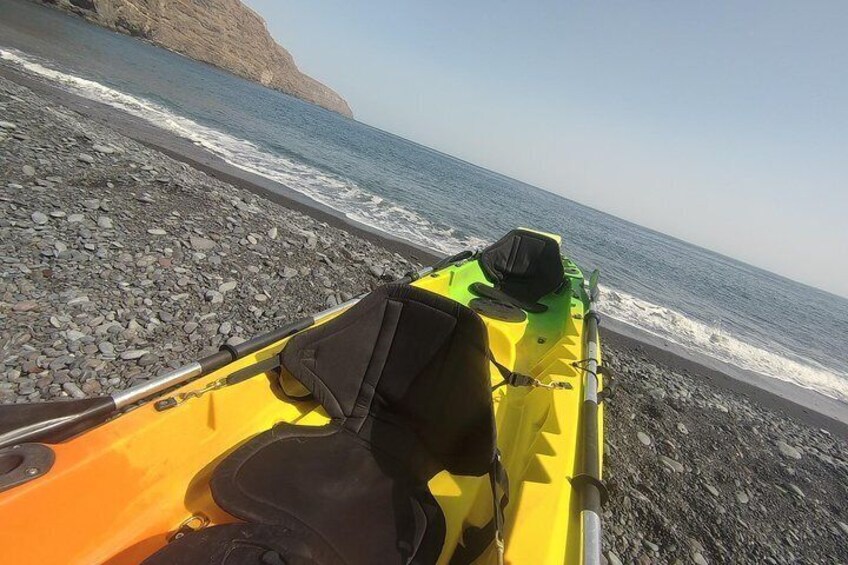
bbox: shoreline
[1,63,846,436]
[0,64,440,266]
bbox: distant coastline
[28,0,353,117]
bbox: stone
[268,226,278,240]
[637,431,652,446]
[205,290,224,304]
[31,211,49,225]
[120,349,148,360]
[704,484,719,497]
[12,300,38,312]
[644,540,659,552]
[68,213,85,223]
[776,441,802,460]
[93,144,115,154]
[183,322,198,334]
[219,281,237,293]
[676,423,689,434]
[22,164,36,176]
[660,455,685,473]
[787,484,805,498]
[97,216,114,229]
[282,267,298,279]
[81,380,102,394]
[693,552,708,565]
[0,121,17,130]
[65,330,87,341]
[148,228,167,235]
[736,491,749,504]
[218,321,232,335]
[606,551,623,565]
[191,236,216,251]
[62,381,86,399]
[78,153,95,164]
[838,521,848,536]
[138,353,157,367]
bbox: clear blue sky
[245,1,848,298]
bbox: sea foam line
[0,46,485,254]
[599,285,848,403]
[3,46,846,404]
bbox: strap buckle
[155,378,226,411]
[505,371,572,390]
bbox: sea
[1,0,847,404]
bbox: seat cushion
[211,423,446,565]
[142,523,345,565]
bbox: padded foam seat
[210,423,446,564]
[145,285,497,565]
[470,229,564,313]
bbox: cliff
[40,0,353,117]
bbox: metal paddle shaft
[0,250,474,450]
[579,301,604,565]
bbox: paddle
[0,249,476,450]
[575,268,605,565]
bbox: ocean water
[2,0,847,403]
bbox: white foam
[0,46,486,254]
[4,46,846,404]
[599,285,848,403]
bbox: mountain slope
[40,0,353,117]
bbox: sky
[245,1,848,298]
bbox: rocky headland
[33,0,353,117]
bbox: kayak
[0,228,605,564]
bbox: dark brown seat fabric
[145,285,496,565]
[470,229,564,313]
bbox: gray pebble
[31,211,49,225]
[62,381,86,399]
[120,349,148,360]
[776,441,802,460]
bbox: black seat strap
[488,351,572,391]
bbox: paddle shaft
[579,309,603,565]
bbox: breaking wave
[599,285,848,403]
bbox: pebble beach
[1,74,847,563]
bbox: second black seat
[469,229,564,313]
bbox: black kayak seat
[145,284,496,565]
[469,229,564,313]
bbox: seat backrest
[479,229,564,304]
[281,284,495,479]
